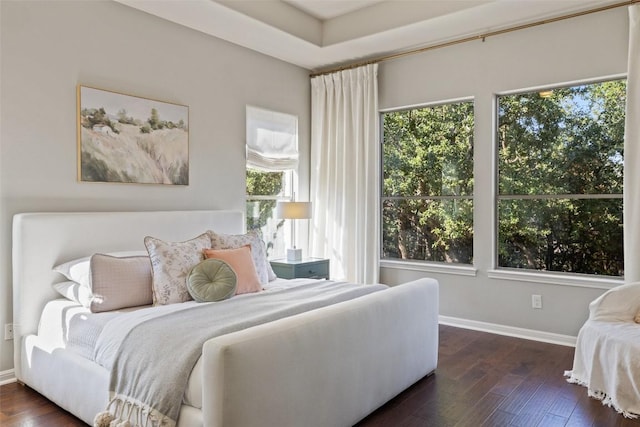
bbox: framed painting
[77,85,189,185]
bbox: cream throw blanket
[564,282,640,419]
[93,280,387,427]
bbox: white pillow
[208,230,276,284]
[54,256,92,291]
[52,281,93,307]
[144,233,211,305]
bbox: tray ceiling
[114,0,624,72]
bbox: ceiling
[283,0,387,20]
[114,0,623,72]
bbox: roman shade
[246,106,298,171]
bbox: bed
[12,210,439,427]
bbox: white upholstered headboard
[12,210,244,379]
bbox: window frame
[492,76,626,284]
[379,97,476,270]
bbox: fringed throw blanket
[564,319,640,419]
[93,280,387,427]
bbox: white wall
[379,7,629,338]
[0,0,310,373]
[0,0,629,377]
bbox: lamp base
[286,248,302,261]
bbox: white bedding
[38,300,144,359]
[37,278,333,409]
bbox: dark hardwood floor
[1,324,638,426]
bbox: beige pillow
[208,230,275,284]
[53,250,148,307]
[89,254,153,313]
[53,251,147,289]
[144,233,211,305]
[203,246,263,295]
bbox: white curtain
[624,4,640,283]
[310,64,379,283]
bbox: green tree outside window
[382,101,474,264]
[497,79,626,276]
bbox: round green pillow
[187,259,237,302]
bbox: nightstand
[269,257,330,280]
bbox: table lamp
[276,200,312,261]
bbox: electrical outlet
[4,323,13,340]
[531,294,542,309]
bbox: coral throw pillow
[208,230,275,284]
[203,245,263,295]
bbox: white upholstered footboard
[202,278,438,427]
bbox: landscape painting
[77,85,189,185]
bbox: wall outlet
[531,294,542,309]
[4,323,13,340]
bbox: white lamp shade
[276,201,312,219]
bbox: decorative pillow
[89,253,153,312]
[53,250,147,289]
[208,230,276,284]
[53,251,148,307]
[187,259,237,302]
[203,246,263,295]
[53,281,93,306]
[144,233,211,305]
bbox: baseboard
[439,315,577,347]
[0,369,16,385]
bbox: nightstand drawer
[270,258,330,280]
[292,260,329,279]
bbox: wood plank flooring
[1,324,638,426]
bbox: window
[381,101,474,264]
[246,106,298,259]
[497,79,626,276]
[246,170,292,258]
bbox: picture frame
[77,85,189,185]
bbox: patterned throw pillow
[208,230,275,284]
[144,233,211,305]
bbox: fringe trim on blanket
[94,394,176,427]
[564,370,640,419]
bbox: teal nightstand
[270,257,330,280]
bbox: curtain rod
[310,0,639,78]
